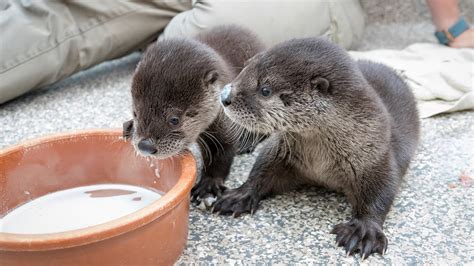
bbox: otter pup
[123,25,265,202]
[214,38,420,258]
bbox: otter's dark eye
[169,116,180,126]
[261,86,272,97]
[133,111,137,118]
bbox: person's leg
[159,0,365,49]
[0,0,192,104]
[426,0,474,48]
[427,0,462,31]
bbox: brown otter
[214,37,420,259]
[123,25,265,203]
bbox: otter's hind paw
[331,218,388,259]
[212,186,260,217]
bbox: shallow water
[0,184,163,234]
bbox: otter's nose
[221,84,233,107]
[137,138,157,155]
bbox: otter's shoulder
[357,60,419,146]
[196,25,263,50]
[356,60,417,117]
[196,25,265,69]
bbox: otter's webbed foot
[212,186,261,217]
[191,177,227,207]
[331,218,388,259]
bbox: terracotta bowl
[0,130,196,266]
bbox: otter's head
[126,39,227,158]
[220,37,356,134]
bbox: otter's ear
[311,77,331,94]
[205,70,219,85]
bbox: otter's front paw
[191,177,227,206]
[212,186,260,217]
[331,218,388,259]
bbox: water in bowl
[0,184,163,234]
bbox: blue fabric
[435,17,470,45]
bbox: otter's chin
[131,137,187,159]
[136,148,185,160]
[222,107,247,128]
[153,141,189,159]
[223,107,271,135]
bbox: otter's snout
[221,84,233,107]
[137,138,157,155]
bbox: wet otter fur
[123,25,265,203]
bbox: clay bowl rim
[0,129,196,251]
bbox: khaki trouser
[0,0,364,104]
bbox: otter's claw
[212,186,260,217]
[331,218,388,260]
[191,177,227,207]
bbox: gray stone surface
[1,1,473,264]
[360,0,473,25]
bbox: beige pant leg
[0,0,192,104]
[160,0,365,48]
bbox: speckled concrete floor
[1,4,473,264]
